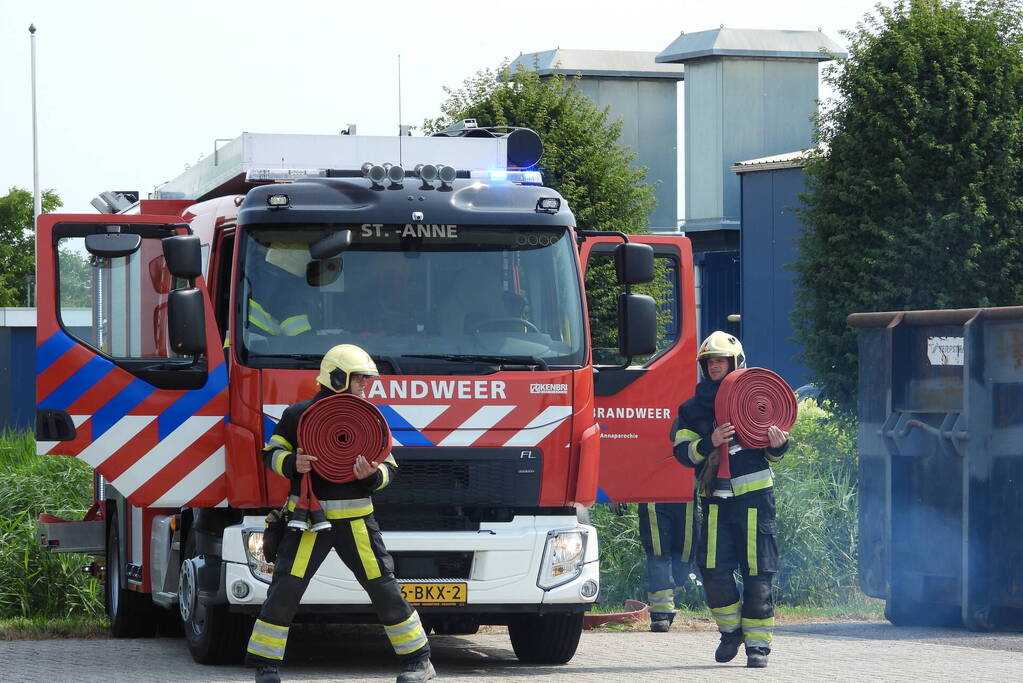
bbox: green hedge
[0,431,103,618]
[593,398,860,608]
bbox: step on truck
[34,123,697,664]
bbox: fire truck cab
[35,127,696,665]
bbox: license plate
[399,581,467,606]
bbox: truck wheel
[180,532,252,664]
[105,515,156,638]
[508,612,584,664]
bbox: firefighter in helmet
[247,344,436,683]
[670,331,789,668]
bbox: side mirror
[307,258,342,287]
[168,288,206,356]
[618,293,656,358]
[162,235,202,280]
[614,242,655,285]
[85,232,141,258]
[310,230,352,260]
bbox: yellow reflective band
[742,616,775,627]
[247,298,281,335]
[254,619,289,634]
[375,465,390,491]
[747,506,759,576]
[731,470,774,497]
[647,504,662,556]
[273,451,288,476]
[648,589,675,612]
[384,453,397,467]
[249,630,287,649]
[324,503,374,519]
[280,314,311,336]
[389,627,425,647]
[682,501,694,562]
[674,428,699,446]
[689,438,706,464]
[706,504,719,569]
[351,518,381,580]
[744,630,773,642]
[290,531,318,578]
[270,434,293,451]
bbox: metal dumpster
[848,306,1023,630]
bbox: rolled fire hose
[291,393,392,531]
[710,368,798,498]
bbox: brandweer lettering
[595,407,672,420]
[366,379,507,400]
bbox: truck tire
[105,515,156,638]
[508,612,584,664]
[180,531,252,664]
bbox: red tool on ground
[710,368,798,498]
[291,393,392,530]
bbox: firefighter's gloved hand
[699,449,719,498]
[608,502,626,516]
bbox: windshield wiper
[402,354,549,371]
[252,353,322,361]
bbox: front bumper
[221,515,598,615]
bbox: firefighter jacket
[263,386,398,508]
[672,378,789,500]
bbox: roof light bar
[469,170,544,185]
[246,168,326,182]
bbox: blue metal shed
[732,152,811,389]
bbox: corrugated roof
[731,150,815,173]
[656,27,846,63]
[510,49,684,80]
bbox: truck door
[35,215,229,508]
[581,235,697,503]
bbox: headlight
[537,530,587,589]
[242,529,274,583]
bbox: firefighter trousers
[638,502,697,616]
[246,513,429,665]
[696,492,778,653]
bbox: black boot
[746,646,770,668]
[650,611,674,632]
[255,662,281,683]
[715,630,744,663]
[396,655,436,683]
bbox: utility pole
[30,24,41,223]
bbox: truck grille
[375,447,542,507]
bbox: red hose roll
[298,393,392,483]
[710,368,798,497]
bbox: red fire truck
[35,126,696,664]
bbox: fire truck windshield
[235,224,585,370]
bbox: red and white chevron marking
[263,403,572,448]
[37,414,228,508]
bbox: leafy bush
[592,398,860,608]
[773,399,859,605]
[0,431,103,618]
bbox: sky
[1,0,886,215]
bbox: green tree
[426,64,662,355]
[0,187,62,306]
[795,0,1023,408]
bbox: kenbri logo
[530,383,569,394]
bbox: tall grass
[592,398,861,609]
[0,431,104,618]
